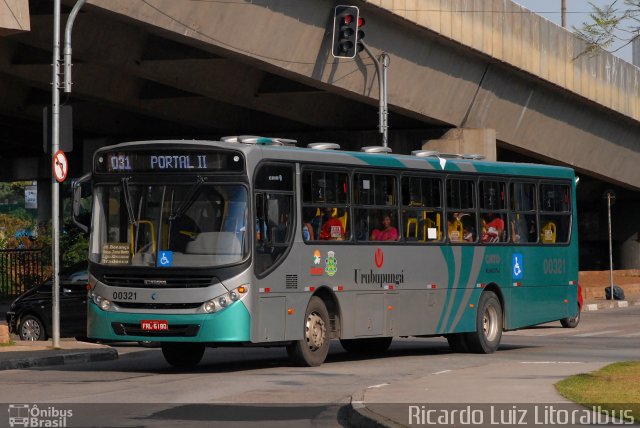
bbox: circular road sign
[53,150,68,182]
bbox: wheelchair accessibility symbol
[512,253,523,280]
[158,251,173,267]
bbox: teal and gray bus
[74,137,580,367]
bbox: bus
[73,136,580,367]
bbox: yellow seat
[129,220,156,255]
[338,210,348,231]
[423,212,441,240]
[541,221,556,244]
[406,217,419,238]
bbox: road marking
[367,383,389,389]
[620,332,640,337]
[432,370,452,375]
[573,330,619,337]
[520,361,584,364]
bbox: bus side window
[302,170,350,242]
[539,183,571,244]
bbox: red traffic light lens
[343,14,354,25]
[358,17,365,27]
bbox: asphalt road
[0,306,637,427]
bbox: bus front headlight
[91,291,112,311]
[202,285,247,313]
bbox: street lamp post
[51,0,85,348]
[51,0,62,349]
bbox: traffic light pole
[51,0,61,348]
[50,0,85,348]
[360,41,389,148]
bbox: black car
[6,261,88,341]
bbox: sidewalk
[0,338,117,370]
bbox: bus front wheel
[466,291,502,354]
[161,342,205,368]
[286,297,330,367]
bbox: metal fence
[0,249,44,300]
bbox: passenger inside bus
[510,214,528,243]
[481,213,505,243]
[370,213,398,241]
[302,219,314,241]
[448,213,474,242]
[319,207,345,240]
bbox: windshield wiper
[121,177,136,225]
[168,176,206,221]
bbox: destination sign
[94,149,245,173]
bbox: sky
[513,0,633,63]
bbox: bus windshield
[90,182,248,267]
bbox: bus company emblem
[325,251,338,277]
[374,248,384,268]
[309,250,324,275]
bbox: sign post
[603,189,616,300]
[51,0,62,348]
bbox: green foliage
[574,1,640,56]
[37,220,89,271]
[0,213,35,250]
[556,361,640,422]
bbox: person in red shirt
[482,213,505,243]
[320,208,345,240]
[370,214,398,241]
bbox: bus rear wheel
[340,337,392,354]
[161,342,205,368]
[560,304,581,328]
[466,291,502,354]
[286,297,330,367]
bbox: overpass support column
[616,201,640,269]
[422,128,496,161]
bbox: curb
[347,390,403,428]
[582,300,640,311]
[0,348,118,370]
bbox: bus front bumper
[87,300,251,343]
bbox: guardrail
[0,249,43,299]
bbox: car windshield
[90,182,248,267]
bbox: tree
[574,1,640,55]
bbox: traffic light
[356,16,365,53]
[332,5,360,58]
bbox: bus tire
[161,342,205,368]
[340,337,392,354]
[466,291,502,354]
[445,333,469,353]
[560,304,581,328]
[286,297,330,367]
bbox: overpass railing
[0,249,43,300]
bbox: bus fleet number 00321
[113,291,137,301]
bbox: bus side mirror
[72,173,91,233]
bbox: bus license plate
[141,320,168,331]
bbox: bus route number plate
[141,320,168,331]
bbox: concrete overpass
[1,0,639,268]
